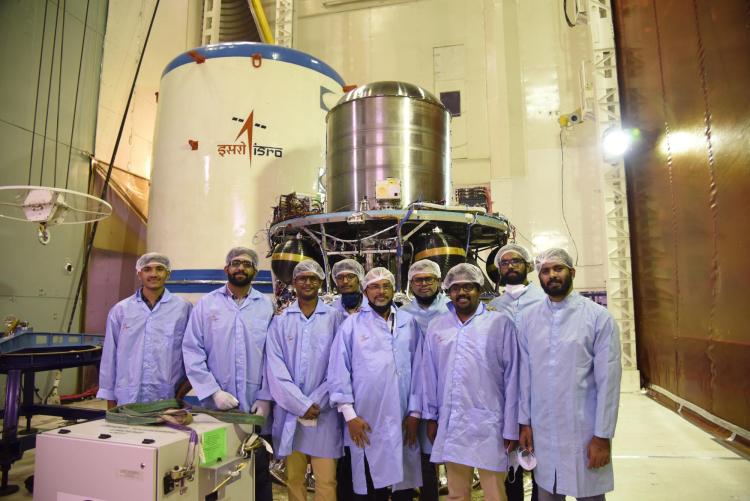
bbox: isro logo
[216,110,284,161]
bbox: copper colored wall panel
[614,0,750,430]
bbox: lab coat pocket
[245,379,261,404]
[114,383,139,405]
[271,406,284,439]
[456,407,503,446]
[357,336,386,372]
[312,333,335,360]
[139,382,175,401]
[249,319,269,344]
[575,330,595,368]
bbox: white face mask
[507,448,522,483]
[505,283,528,298]
[517,447,537,470]
[507,446,537,482]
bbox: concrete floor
[2,392,749,500]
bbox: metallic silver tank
[326,81,451,212]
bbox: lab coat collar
[219,283,263,305]
[135,287,171,304]
[286,297,327,316]
[546,290,580,310]
[413,291,447,312]
[361,301,407,327]
[504,283,527,298]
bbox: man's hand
[250,400,271,417]
[347,417,372,448]
[426,419,438,444]
[302,403,321,420]
[587,436,611,469]
[212,390,239,410]
[175,380,192,401]
[504,439,518,453]
[403,416,420,447]
[519,425,534,452]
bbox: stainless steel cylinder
[326,81,451,212]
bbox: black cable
[28,0,50,185]
[54,0,66,187]
[564,0,578,28]
[39,0,62,186]
[559,128,580,265]
[67,0,161,333]
[64,0,90,190]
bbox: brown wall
[614,1,750,430]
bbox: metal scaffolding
[275,0,294,48]
[584,0,639,381]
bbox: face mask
[368,300,393,316]
[415,290,439,306]
[341,292,362,309]
[507,448,521,484]
[505,283,527,298]
[506,446,536,483]
[517,447,537,470]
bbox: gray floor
[2,393,749,500]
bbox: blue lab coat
[97,289,191,404]
[328,303,423,494]
[421,302,519,472]
[265,299,344,458]
[518,292,621,497]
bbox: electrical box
[34,414,254,501]
[375,178,401,201]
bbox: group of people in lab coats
[97,243,621,501]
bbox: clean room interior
[0,0,748,499]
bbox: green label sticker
[201,427,227,466]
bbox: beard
[499,271,526,286]
[341,292,362,309]
[499,265,527,286]
[227,271,252,287]
[541,274,573,297]
[368,300,393,315]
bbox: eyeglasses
[411,277,437,285]
[336,274,358,282]
[368,283,394,292]
[448,283,476,293]
[499,258,525,268]
[229,260,255,269]
[294,275,321,284]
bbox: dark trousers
[254,434,273,501]
[352,452,414,501]
[337,446,356,500]
[419,453,439,501]
[505,467,538,501]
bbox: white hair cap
[362,267,395,290]
[331,259,365,283]
[292,260,325,281]
[225,247,258,267]
[494,243,533,267]
[534,248,574,272]
[442,263,484,289]
[136,252,170,272]
[408,259,442,282]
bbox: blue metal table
[0,332,105,495]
